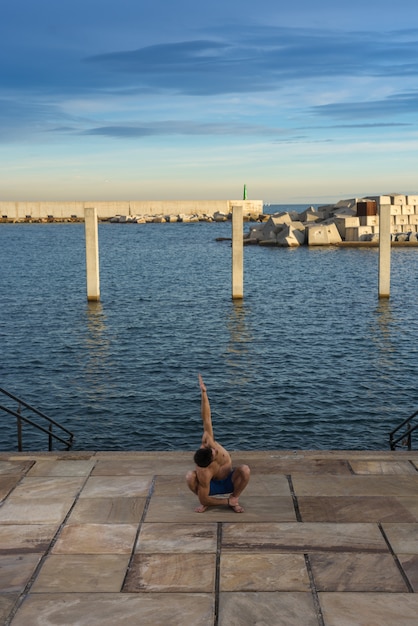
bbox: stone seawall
[0,200,263,222]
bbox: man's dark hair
[194,446,213,467]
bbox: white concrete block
[395,214,409,225]
[366,195,391,205]
[391,194,406,205]
[345,226,373,241]
[391,224,403,233]
[288,221,305,232]
[336,216,360,226]
[358,226,373,240]
[269,213,292,226]
[307,222,342,245]
[372,225,379,234]
[406,195,418,205]
[390,205,402,215]
[409,214,418,225]
[299,208,320,222]
[401,204,414,215]
[276,224,306,246]
[334,216,359,239]
[359,215,379,226]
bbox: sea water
[1,218,418,452]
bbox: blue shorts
[209,470,235,496]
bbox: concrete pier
[231,205,244,299]
[1,449,418,625]
[0,200,263,222]
[84,207,100,302]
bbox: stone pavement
[1,449,418,625]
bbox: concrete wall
[0,200,263,221]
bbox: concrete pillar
[84,207,100,302]
[232,204,244,299]
[378,203,391,298]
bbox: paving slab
[135,522,218,553]
[31,554,130,592]
[0,499,75,525]
[292,474,418,497]
[218,591,319,626]
[319,592,418,626]
[0,461,34,476]
[349,459,418,474]
[309,552,408,591]
[66,496,146,524]
[79,475,152,498]
[381,523,418,554]
[92,458,191,476]
[7,477,85,500]
[123,553,216,592]
[221,522,388,552]
[51,523,138,555]
[0,525,58,554]
[0,554,42,592]
[298,496,418,523]
[219,553,310,591]
[9,593,214,626]
[27,460,95,477]
[0,450,417,626]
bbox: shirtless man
[186,374,250,513]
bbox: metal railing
[0,387,74,451]
[389,409,418,450]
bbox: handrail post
[48,424,53,451]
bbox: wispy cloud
[2,24,418,145]
[83,28,418,97]
[81,121,292,139]
[312,91,418,120]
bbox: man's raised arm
[198,374,214,443]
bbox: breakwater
[0,199,262,222]
[245,194,418,246]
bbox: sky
[1,0,418,204]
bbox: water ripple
[1,222,418,451]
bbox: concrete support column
[84,207,100,302]
[232,204,244,299]
[378,203,391,298]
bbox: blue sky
[1,0,418,203]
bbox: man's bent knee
[186,470,198,493]
[235,464,250,480]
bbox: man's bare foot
[195,504,208,513]
[228,497,244,513]
[228,502,244,513]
